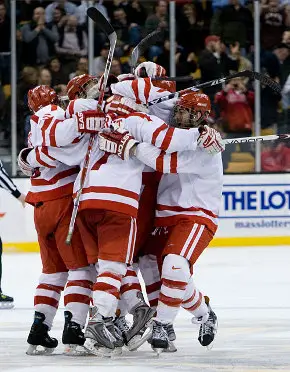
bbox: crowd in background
[0,0,290,173]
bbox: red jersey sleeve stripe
[144,78,151,103]
[41,116,53,145]
[49,119,62,147]
[156,151,165,173]
[151,123,168,146]
[170,152,178,173]
[35,147,55,168]
[132,80,141,104]
[41,146,56,161]
[160,127,175,151]
[68,100,76,117]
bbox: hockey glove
[98,130,139,160]
[75,110,106,133]
[17,148,36,177]
[197,125,225,155]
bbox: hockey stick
[66,8,117,244]
[223,133,290,145]
[130,30,163,73]
[149,70,281,106]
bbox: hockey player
[98,91,223,353]
[18,85,94,355]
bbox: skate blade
[127,325,153,351]
[163,341,177,353]
[63,344,89,356]
[83,338,114,357]
[26,344,55,355]
[0,302,14,309]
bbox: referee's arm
[0,161,25,204]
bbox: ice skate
[83,307,115,357]
[62,311,88,356]
[105,317,124,355]
[114,315,130,343]
[26,311,58,355]
[126,292,155,351]
[195,296,218,347]
[0,292,14,309]
[151,320,169,355]
[163,323,177,352]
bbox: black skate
[83,307,115,357]
[151,320,169,355]
[114,315,130,343]
[26,311,58,355]
[126,292,155,351]
[0,292,14,309]
[62,311,87,356]
[197,297,218,347]
[105,317,124,355]
[163,323,177,352]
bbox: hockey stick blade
[87,7,115,36]
[130,30,163,71]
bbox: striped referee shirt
[0,161,21,199]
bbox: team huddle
[18,60,224,357]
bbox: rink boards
[1,174,290,252]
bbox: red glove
[75,110,105,133]
[98,130,139,160]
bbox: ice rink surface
[1,246,290,372]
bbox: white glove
[75,109,106,133]
[197,125,225,155]
[105,94,148,116]
[17,148,35,177]
[98,129,139,160]
[134,61,166,78]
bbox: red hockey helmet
[66,74,99,100]
[27,85,58,113]
[173,92,211,128]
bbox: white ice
[1,247,290,372]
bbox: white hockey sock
[34,272,68,329]
[93,259,127,318]
[64,266,93,327]
[156,254,190,324]
[120,265,142,312]
[138,254,161,309]
[182,276,208,318]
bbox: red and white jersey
[111,77,176,123]
[26,104,79,204]
[108,112,200,153]
[65,98,98,119]
[134,143,223,234]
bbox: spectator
[38,67,52,86]
[69,56,88,80]
[110,58,122,76]
[17,66,38,148]
[48,56,68,86]
[198,35,239,102]
[93,42,109,76]
[0,2,11,85]
[211,0,253,52]
[55,15,88,75]
[112,7,141,55]
[21,7,59,66]
[126,1,147,26]
[54,83,67,97]
[177,3,206,55]
[273,43,290,85]
[260,0,287,50]
[145,0,168,35]
[45,0,77,23]
[17,0,50,23]
[76,0,109,25]
[47,6,68,32]
[261,142,290,171]
[215,78,254,170]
